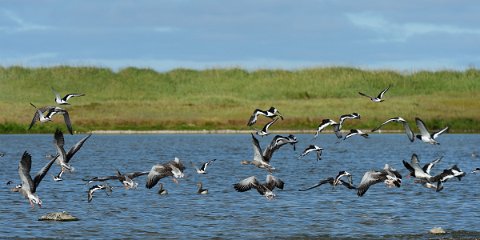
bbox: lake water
[0,133,479,239]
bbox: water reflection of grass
[1,66,479,133]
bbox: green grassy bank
[0,66,479,133]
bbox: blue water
[0,133,479,239]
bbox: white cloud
[346,12,480,42]
[0,9,54,33]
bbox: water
[0,133,479,239]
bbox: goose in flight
[29,103,73,135]
[52,87,85,105]
[358,85,391,102]
[146,157,186,189]
[357,164,402,197]
[17,151,58,208]
[240,134,281,172]
[247,107,283,126]
[233,174,284,200]
[415,117,449,145]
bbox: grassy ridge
[0,66,479,133]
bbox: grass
[0,66,479,133]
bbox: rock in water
[38,211,79,221]
[429,227,446,234]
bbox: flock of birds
[3,85,479,208]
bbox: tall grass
[1,66,479,133]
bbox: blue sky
[1,1,479,72]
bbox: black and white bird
[87,184,113,203]
[343,129,369,140]
[247,107,283,126]
[29,103,73,135]
[471,168,480,174]
[357,164,402,197]
[270,134,298,151]
[338,112,361,130]
[233,175,284,200]
[299,145,323,161]
[255,117,279,137]
[52,87,85,105]
[146,157,186,189]
[84,170,149,189]
[314,119,338,139]
[16,151,58,208]
[191,159,216,174]
[299,171,355,191]
[415,117,449,145]
[0,151,5,157]
[358,85,391,102]
[196,182,208,194]
[47,129,92,181]
[371,117,414,142]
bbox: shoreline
[90,129,404,134]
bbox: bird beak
[277,112,284,120]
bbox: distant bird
[415,117,449,145]
[52,87,85,105]
[83,170,149,189]
[233,175,284,200]
[146,157,186,189]
[247,107,283,126]
[343,129,369,140]
[191,159,216,174]
[158,183,168,195]
[255,117,279,137]
[29,103,73,135]
[0,151,4,157]
[299,171,356,191]
[371,117,414,142]
[196,182,208,194]
[87,184,113,203]
[47,130,92,181]
[358,85,391,102]
[314,119,338,139]
[299,145,323,161]
[6,180,13,185]
[16,151,58,208]
[338,113,361,130]
[471,168,480,174]
[357,164,402,197]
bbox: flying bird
[146,157,186,189]
[87,184,113,203]
[191,159,216,174]
[16,151,58,208]
[358,85,391,102]
[357,164,402,197]
[233,175,284,200]
[299,171,355,191]
[343,129,369,140]
[371,117,414,142]
[241,134,295,172]
[247,107,283,126]
[415,117,449,145]
[52,87,85,105]
[83,170,149,189]
[255,117,279,137]
[338,113,361,130]
[299,145,323,161]
[314,119,338,139]
[29,103,73,135]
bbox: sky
[1,0,479,72]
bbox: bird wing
[32,153,58,193]
[432,126,449,139]
[83,175,119,182]
[18,151,34,193]
[339,179,357,189]
[415,117,431,138]
[61,110,74,135]
[422,156,442,175]
[357,170,385,197]
[63,93,85,101]
[358,92,373,99]
[247,109,263,126]
[29,109,42,129]
[251,133,267,163]
[233,176,259,192]
[53,129,68,165]
[262,117,278,132]
[371,118,397,132]
[51,87,61,100]
[126,171,149,179]
[298,177,334,191]
[145,164,171,189]
[377,85,391,99]
[265,174,284,190]
[66,133,92,162]
[402,121,415,142]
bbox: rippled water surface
[1,133,479,239]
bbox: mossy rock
[38,211,79,221]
